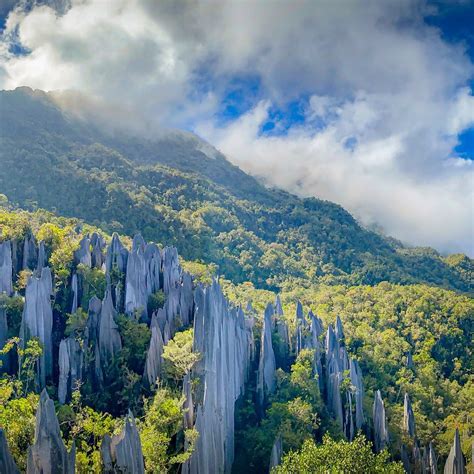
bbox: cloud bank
[1,0,473,255]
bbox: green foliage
[0,294,24,337]
[148,290,166,314]
[0,378,38,470]
[141,387,197,473]
[65,308,88,337]
[58,390,118,474]
[274,434,404,473]
[162,329,200,383]
[76,263,106,305]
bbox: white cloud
[1,0,473,254]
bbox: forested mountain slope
[0,87,472,293]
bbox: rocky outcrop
[426,442,437,474]
[27,389,75,473]
[144,318,164,387]
[145,242,161,295]
[309,310,324,390]
[36,241,46,273]
[20,267,54,388]
[257,303,277,407]
[101,412,144,474]
[83,296,103,385]
[274,296,290,353]
[183,372,194,430]
[22,234,38,270]
[373,390,390,452]
[162,246,180,295]
[106,233,128,275]
[187,281,252,474]
[58,336,83,404]
[444,429,465,474]
[74,236,91,267]
[0,306,9,372]
[0,428,19,474]
[71,272,79,314]
[0,240,13,296]
[179,272,194,327]
[99,289,122,370]
[125,234,148,318]
[269,435,282,472]
[90,232,105,269]
[325,324,344,427]
[403,393,416,438]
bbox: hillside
[0,87,472,293]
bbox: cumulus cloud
[0,0,473,254]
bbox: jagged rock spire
[105,233,128,278]
[74,236,91,267]
[258,303,277,406]
[187,280,252,474]
[36,241,46,273]
[90,232,106,269]
[58,336,83,404]
[269,435,283,471]
[162,246,180,295]
[125,234,148,317]
[22,233,38,270]
[444,428,465,474]
[101,412,144,474]
[27,389,75,473]
[99,289,122,370]
[0,240,13,296]
[0,306,9,372]
[0,428,19,473]
[183,372,194,430]
[71,272,79,314]
[403,393,416,438]
[144,317,164,387]
[349,359,365,431]
[325,324,344,427]
[84,296,103,384]
[426,442,437,474]
[373,390,390,452]
[20,267,53,388]
[335,315,345,341]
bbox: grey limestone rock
[427,442,438,474]
[27,389,75,473]
[373,390,390,452]
[0,240,13,296]
[0,428,19,474]
[22,234,38,270]
[144,242,161,295]
[36,241,46,273]
[58,336,83,404]
[187,281,252,474]
[179,272,194,326]
[144,322,164,387]
[349,359,365,432]
[90,232,106,269]
[101,412,144,474]
[71,272,79,314]
[269,435,282,472]
[162,246,180,295]
[444,429,465,474]
[125,234,148,317]
[74,236,91,267]
[0,306,9,372]
[257,303,277,407]
[99,290,122,370]
[183,372,194,430]
[20,267,53,388]
[403,393,416,438]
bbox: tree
[162,329,200,383]
[274,434,404,473]
[140,387,197,473]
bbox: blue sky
[0,0,473,255]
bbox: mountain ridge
[0,87,472,292]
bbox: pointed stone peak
[335,315,345,341]
[403,393,416,438]
[295,301,304,321]
[444,428,465,474]
[274,295,284,316]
